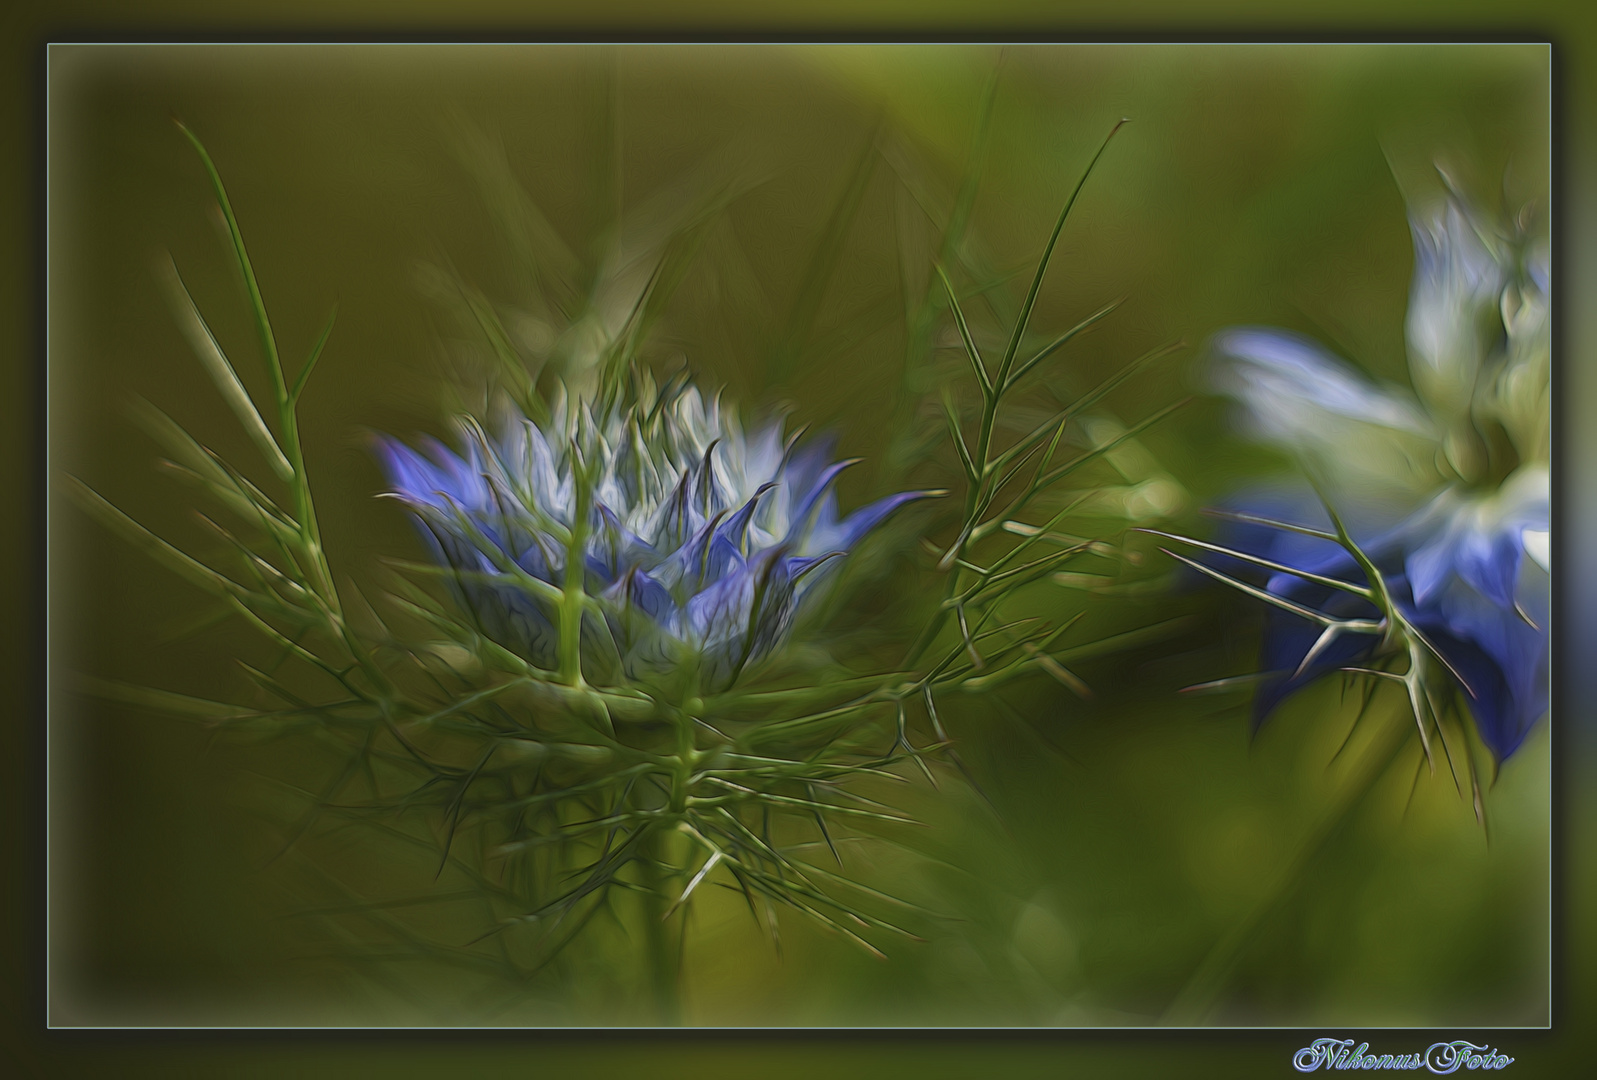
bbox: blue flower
[1207,189,1549,761]
[376,373,933,688]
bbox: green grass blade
[290,304,338,404]
[159,254,293,481]
[175,121,341,615]
[1317,491,1396,621]
[940,390,979,483]
[62,475,248,599]
[1159,546,1374,628]
[174,122,288,411]
[1002,296,1124,391]
[1137,529,1375,599]
[174,120,289,402]
[128,398,296,538]
[1031,396,1189,491]
[936,264,992,396]
[994,119,1129,390]
[1201,508,1339,544]
[77,674,256,721]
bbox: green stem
[637,703,701,1024]
[884,65,999,477]
[173,124,413,708]
[176,121,337,613]
[640,822,682,1025]
[1160,707,1415,1025]
[559,446,592,686]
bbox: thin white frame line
[39,39,1556,1033]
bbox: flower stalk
[1156,171,1550,1022]
[73,108,1195,1021]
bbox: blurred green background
[48,43,1549,1029]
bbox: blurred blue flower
[377,373,933,688]
[1208,189,1549,761]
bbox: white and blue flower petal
[1204,188,1550,763]
[1209,327,1439,507]
[377,377,927,688]
[1406,198,1503,433]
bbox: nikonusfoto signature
[1293,1038,1514,1072]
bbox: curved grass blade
[158,254,293,481]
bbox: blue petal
[691,439,728,517]
[781,435,840,501]
[423,528,560,667]
[653,468,698,551]
[376,436,473,509]
[607,567,675,623]
[588,501,657,583]
[1249,565,1383,729]
[373,436,437,499]
[1210,491,1345,573]
[681,547,798,686]
[1201,494,1392,729]
[1454,526,1525,610]
[786,458,858,541]
[1210,328,1432,434]
[437,435,490,507]
[658,512,727,595]
[702,532,746,585]
[823,489,941,551]
[1401,575,1548,761]
[377,397,930,686]
[710,483,777,564]
[1408,522,1522,610]
[1211,495,1549,760]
